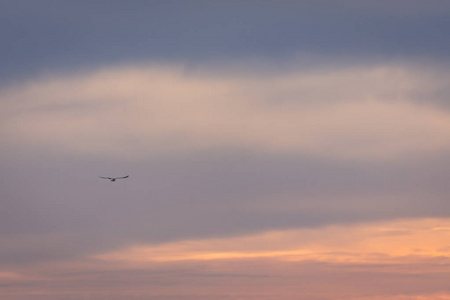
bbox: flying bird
[99,175,129,182]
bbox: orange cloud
[1,218,449,300]
[95,218,450,264]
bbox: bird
[99,175,129,182]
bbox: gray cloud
[1,1,450,83]
[1,147,449,265]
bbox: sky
[1,1,450,299]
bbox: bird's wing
[99,176,112,179]
[116,175,129,179]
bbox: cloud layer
[2,0,450,83]
[2,218,450,300]
[1,62,450,269]
[2,2,450,298]
[3,63,450,161]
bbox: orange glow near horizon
[1,218,449,300]
[95,218,450,264]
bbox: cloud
[2,218,450,300]
[1,61,449,268]
[2,63,450,161]
[1,0,450,83]
[94,218,450,264]
[2,3,450,298]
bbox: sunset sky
[1,1,450,299]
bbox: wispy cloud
[2,63,450,161]
[95,218,450,264]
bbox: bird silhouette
[99,175,129,182]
